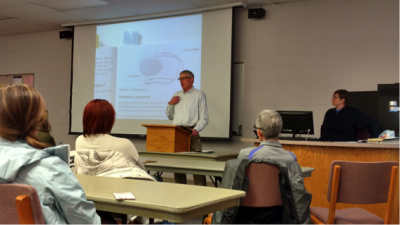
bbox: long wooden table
[242,138,400,224]
[138,151,238,162]
[141,156,315,178]
[76,174,245,223]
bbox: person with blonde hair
[0,84,100,224]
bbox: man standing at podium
[166,70,209,185]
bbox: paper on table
[178,152,200,154]
[114,192,135,200]
[201,150,214,153]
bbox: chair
[203,163,282,225]
[310,161,399,224]
[0,184,45,224]
[203,213,212,224]
[242,163,282,207]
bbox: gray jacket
[212,158,312,224]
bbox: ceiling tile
[0,29,20,37]
[0,4,57,18]
[244,0,267,7]
[257,0,277,5]
[116,0,195,15]
[0,0,311,37]
[63,5,137,20]
[103,0,138,4]
[275,0,305,3]
[4,24,59,35]
[26,0,109,11]
[0,0,30,9]
[0,18,39,29]
[183,0,228,7]
[20,12,86,26]
[0,15,11,20]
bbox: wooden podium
[141,124,192,153]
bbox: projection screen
[70,8,233,138]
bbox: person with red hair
[75,99,144,169]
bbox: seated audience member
[238,109,297,164]
[74,149,155,181]
[36,110,56,146]
[212,109,311,224]
[0,84,100,224]
[75,99,145,170]
[320,89,379,141]
[76,99,156,224]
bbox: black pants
[97,210,118,224]
[233,206,283,224]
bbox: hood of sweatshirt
[0,138,69,183]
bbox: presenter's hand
[168,96,180,105]
[191,129,199,136]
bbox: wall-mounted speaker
[59,30,73,39]
[248,8,266,19]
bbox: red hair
[82,99,115,137]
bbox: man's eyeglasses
[178,77,192,81]
[253,125,264,130]
[332,96,340,99]
[253,125,263,139]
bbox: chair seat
[311,207,384,224]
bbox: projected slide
[94,15,202,120]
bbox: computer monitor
[277,111,314,138]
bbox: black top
[320,106,379,141]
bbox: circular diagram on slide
[139,52,183,85]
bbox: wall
[0,29,248,157]
[0,0,397,154]
[235,0,399,139]
[0,30,76,145]
[0,30,245,185]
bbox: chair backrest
[354,126,371,141]
[327,161,399,204]
[0,184,45,224]
[241,163,283,207]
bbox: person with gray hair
[237,109,297,165]
[255,109,282,140]
[213,110,309,224]
[166,69,209,186]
